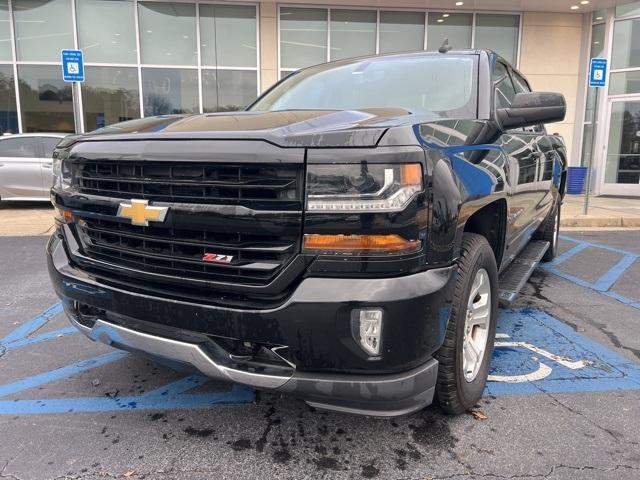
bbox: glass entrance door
[601,99,640,195]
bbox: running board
[498,241,550,306]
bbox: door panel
[0,137,44,199]
[501,132,541,255]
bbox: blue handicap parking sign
[589,58,607,88]
[61,49,84,82]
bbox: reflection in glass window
[611,18,640,69]
[0,0,11,61]
[138,2,197,65]
[18,65,74,133]
[493,62,516,109]
[616,1,640,18]
[82,67,140,132]
[330,10,376,61]
[280,7,327,69]
[379,11,424,54]
[428,13,472,51]
[142,68,198,116]
[475,14,519,65]
[77,0,137,64]
[13,0,74,62]
[202,70,257,112]
[610,71,640,96]
[0,65,18,134]
[200,4,256,68]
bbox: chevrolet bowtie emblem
[117,199,169,226]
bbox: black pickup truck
[47,50,567,417]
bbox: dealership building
[0,0,639,196]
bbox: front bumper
[47,233,454,416]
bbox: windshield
[250,54,477,118]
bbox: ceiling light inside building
[570,5,579,10]
[455,2,464,6]
[580,0,589,4]
[437,18,444,22]
[443,14,450,17]
[596,16,604,20]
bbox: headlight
[306,163,423,212]
[52,148,72,190]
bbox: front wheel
[536,202,560,262]
[435,233,498,415]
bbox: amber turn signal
[55,208,74,224]
[303,234,420,253]
[401,164,422,186]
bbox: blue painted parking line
[0,302,254,415]
[487,309,640,396]
[1,302,64,345]
[541,235,639,309]
[3,302,639,415]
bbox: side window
[0,137,38,158]
[510,70,531,94]
[493,62,517,109]
[41,137,62,158]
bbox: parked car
[0,133,67,202]
[47,50,566,417]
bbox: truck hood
[69,109,434,148]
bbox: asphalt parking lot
[1,230,640,480]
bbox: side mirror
[497,92,566,130]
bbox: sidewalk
[1,195,639,237]
[561,195,640,228]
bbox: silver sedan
[0,133,67,201]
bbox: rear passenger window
[41,137,62,158]
[0,137,37,158]
[493,62,516,109]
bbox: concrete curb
[561,216,640,228]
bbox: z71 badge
[202,253,234,264]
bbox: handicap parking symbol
[486,308,640,396]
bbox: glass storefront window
[0,65,17,134]
[605,101,640,184]
[475,14,519,65]
[200,5,256,68]
[138,2,197,66]
[18,65,74,133]
[330,9,376,61]
[202,70,257,112]
[13,0,74,62]
[427,13,472,51]
[611,18,640,69]
[616,1,640,18]
[379,11,424,54]
[82,67,140,132]
[592,10,607,23]
[141,68,198,116]
[77,0,137,64]
[280,7,327,69]
[0,0,11,61]
[610,71,640,95]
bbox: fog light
[352,309,383,356]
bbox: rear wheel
[435,233,498,415]
[536,202,560,262]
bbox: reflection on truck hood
[66,109,443,149]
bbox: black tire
[435,233,498,415]
[536,202,560,262]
